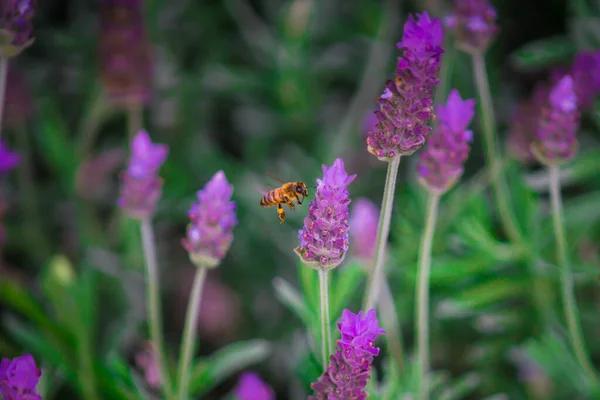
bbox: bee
[260,174,309,224]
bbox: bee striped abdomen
[260,189,282,207]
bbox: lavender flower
[366,12,444,161]
[99,0,153,108]
[0,354,42,400]
[361,108,378,138]
[0,0,35,58]
[234,372,275,400]
[0,139,20,174]
[118,130,168,219]
[532,75,579,166]
[309,309,386,399]
[182,171,237,268]
[349,198,379,260]
[417,89,475,194]
[571,51,600,111]
[445,0,499,55]
[295,158,356,270]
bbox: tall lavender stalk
[295,158,356,369]
[178,171,237,399]
[363,11,444,311]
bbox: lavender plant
[0,354,42,400]
[234,372,275,400]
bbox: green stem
[549,166,597,382]
[318,269,331,369]
[363,157,401,311]
[415,193,440,400]
[176,267,208,400]
[378,277,405,373]
[0,57,7,138]
[472,53,523,245]
[140,218,173,399]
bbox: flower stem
[176,266,208,400]
[549,166,597,382]
[472,53,523,245]
[318,269,332,369]
[415,193,440,400]
[363,156,401,311]
[140,218,173,399]
[0,57,7,139]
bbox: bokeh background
[2,0,600,398]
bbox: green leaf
[453,278,528,311]
[331,262,364,319]
[437,372,480,400]
[298,259,319,315]
[510,36,575,70]
[272,276,317,332]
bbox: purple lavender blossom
[0,139,20,174]
[366,12,444,161]
[349,198,379,260]
[309,309,386,399]
[571,51,600,111]
[118,130,168,219]
[234,372,275,400]
[361,108,378,138]
[0,354,42,400]
[295,158,356,270]
[532,75,579,166]
[0,0,35,58]
[99,0,153,108]
[445,0,499,54]
[417,89,475,194]
[182,171,237,268]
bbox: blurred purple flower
[182,171,238,268]
[0,0,35,58]
[2,65,33,130]
[0,354,42,400]
[571,51,600,110]
[532,75,579,166]
[417,89,475,194]
[445,0,499,54]
[99,0,153,108]
[361,108,378,138]
[295,158,356,270]
[135,342,160,389]
[309,309,385,399]
[366,12,444,161]
[234,372,275,400]
[349,198,379,260]
[0,139,20,174]
[76,147,126,202]
[118,130,168,219]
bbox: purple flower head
[99,0,153,108]
[234,372,275,400]
[295,158,356,271]
[571,50,600,110]
[362,108,379,138]
[118,130,168,219]
[349,198,379,260]
[0,139,20,175]
[0,0,35,58]
[0,354,42,400]
[366,12,444,161]
[445,0,499,54]
[309,309,385,400]
[532,75,580,166]
[182,171,237,268]
[417,89,475,194]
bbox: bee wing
[265,172,288,185]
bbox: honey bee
[260,174,309,224]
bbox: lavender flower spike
[182,171,237,268]
[0,0,35,58]
[349,198,379,260]
[418,89,475,194]
[118,130,168,219]
[234,372,275,400]
[0,354,43,400]
[309,309,386,399]
[366,12,444,161]
[295,158,356,271]
[531,75,579,166]
[445,0,499,55]
[0,138,20,174]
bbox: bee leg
[277,203,286,224]
[297,195,303,205]
[284,197,296,211]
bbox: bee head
[296,182,308,197]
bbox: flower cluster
[349,198,379,260]
[532,75,579,166]
[417,89,475,194]
[234,372,275,400]
[118,130,168,219]
[0,354,42,400]
[445,0,499,54]
[99,0,153,108]
[0,0,35,58]
[182,171,237,268]
[295,158,356,270]
[309,309,386,399]
[366,12,444,161]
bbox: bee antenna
[307,185,317,189]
